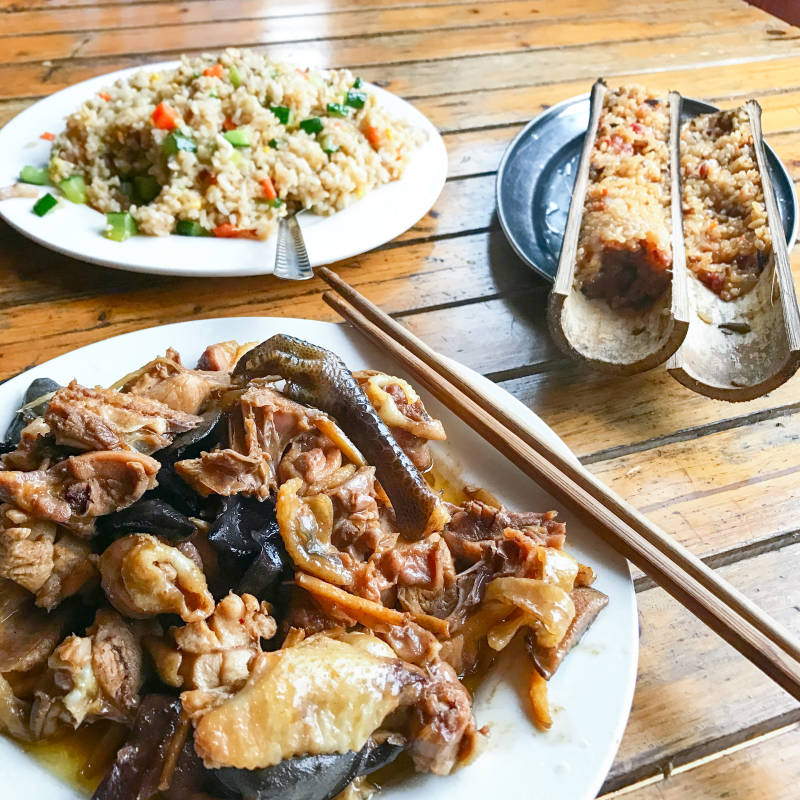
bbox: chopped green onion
[32,193,57,217]
[269,105,293,125]
[299,117,323,135]
[104,212,137,241]
[175,219,208,236]
[269,197,283,208]
[59,175,87,204]
[223,129,250,147]
[133,175,161,203]
[230,150,244,168]
[268,138,283,149]
[19,165,49,185]
[319,134,339,154]
[192,71,201,79]
[345,89,367,109]
[326,102,348,117]
[209,91,219,99]
[162,132,197,155]
[228,65,242,88]
[353,77,363,89]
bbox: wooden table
[2,0,800,796]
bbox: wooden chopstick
[317,267,800,701]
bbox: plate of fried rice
[0,49,446,277]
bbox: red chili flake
[631,122,644,134]
[222,117,236,131]
[98,91,111,101]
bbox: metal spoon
[273,212,313,280]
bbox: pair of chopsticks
[316,266,800,702]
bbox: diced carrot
[98,91,111,101]
[212,223,259,239]
[261,177,277,201]
[222,116,236,131]
[151,101,179,131]
[365,125,381,148]
[203,64,224,79]
[40,131,56,141]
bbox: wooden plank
[2,2,758,66]
[603,543,800,791]
[0,25,797,101]
[0,0,518,13]
[417,58,800,132]
[587,410,800,561]
[0,0,732,38]
[504,363,800,461]
[606,724,800,799]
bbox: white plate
[0,65,447,277]
[0,318,637,799]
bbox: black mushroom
[207,495,291,602]
[232,335,449,540]
[215,735,406,800]
[1,377,60,453]
[153,409,227,515]
[92,695,224,800]
[98,498,195,541]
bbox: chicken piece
[1,417,57,471]
[443,500,567,564]
[175,385,323,500]
[0,673,32,741]
[99,534,214,622]
[146,592,276,691]
[408,659,481,775]
[0,578,78,672]
[278,430,347,489]
[197,340,258,372]
[122,351,232,415]
[44,381,201,454]
[0,450,160,536]
[354,371,445,471]
[0,505,95,609]
[30,609,143,737]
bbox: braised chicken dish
[0,334,607,799]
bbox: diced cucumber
[269,106,293,125]
[175,219,208,236]
[319,134,339,154]
[104,212,138,241]
[133,175,161,203]
[299,117,323,135]
[59,175,87,204]
[162,132,197,155]
[326,102,348,117]
[345,89,367,109]
[19,165,49,185]
[223,129,250,147]
[32,193,58,217]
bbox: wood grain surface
[1,0,799,796]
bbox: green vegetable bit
[134,175,161,203]
[162,132,197,155]
[299,117,323,135]
[269,105,293,125]
[175,219,208,236]
[104,212,138,241]
[319,134,340,154]
[269,197,283,208]
[353,77,363,88]
[223,129,250,147]
[59,175,87,204]
[32,193,58,217]
[228,65,243,88]
[19,165,49,185]
[345,89,367,109]
[326,102,348,117]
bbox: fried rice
[48,48,425,239]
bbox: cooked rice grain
[49,49,424,239]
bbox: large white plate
[0,318,637,799]
[0,65,446,277]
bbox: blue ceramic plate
[496,94,799,282]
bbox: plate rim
[0,60,447,278]
[495,92,800,281]
[0,315,638,800]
